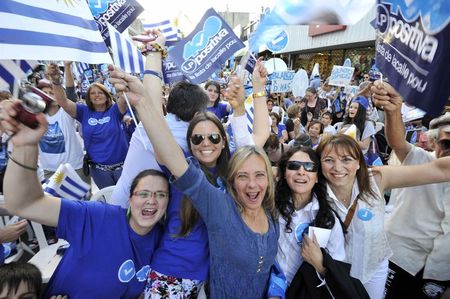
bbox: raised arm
[375,155,450,192]
[47,63,77,118]
[63,61,78,103]
[250,60,271,147]
[109,30,188,178]
[371,81,411,162]
[2,100,61,227]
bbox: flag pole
[122,91,148,151]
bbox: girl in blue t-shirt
[2,104,169,298]
[205,81,231,123]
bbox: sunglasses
[286,160,318,172]
[190,133,222,145]
[437,139,450,151]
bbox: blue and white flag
[170,8,245,84]
[0,60,38,94]
[72,62,91,81]
[375,0,450,116]
[249,0,375,52]
[107,23,144,74]
[0,0,112,64]
[143,19,180,41]
[43,163,90,201]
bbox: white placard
[270,71,295,93]
[329,65,355,87]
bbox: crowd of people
[0,28,449,299]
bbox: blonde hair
[226,146,276,216]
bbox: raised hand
[225,76,245,115]
[108,65,145,106]
[47,63,62,83]
[252,58,268,93]
[0,99,48,147]
[370,80,403,112]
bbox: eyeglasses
[437,139,450,151]
[190,133,222,145]
[286,160,318,172]
[133,190,168,200]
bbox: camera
[17,85,55,128]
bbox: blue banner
[88,0,144,45]
[375,0,450,116]
[162,43,188,85]
[170,8,245,84]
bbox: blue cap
[352,96,369,110]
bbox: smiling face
[285,151,318,200]
[348,102,359,118]
[190,120,225,168]
[128,175,169,235]
[206,84,220,104]
[320,144,360,189]
[88,85,108,110]
[233,154,269,213]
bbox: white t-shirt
[385,147,450,280]
[276,196,345,285]
[38,108,84,171]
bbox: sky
[137,0,275,34]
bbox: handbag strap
[343,197,358,230]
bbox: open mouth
[142,208,157,217]
[246,192,260,203]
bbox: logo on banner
[170,8,244,84]
[375,0,450,116]
[266,29,289,52]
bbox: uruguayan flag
[0,0,112,64]
[107,23,144,74]
[0,60,38,94]
[72,62,91,81]
[43,163,90,201]
[143,19,180,41]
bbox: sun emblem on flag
[56,0,79,7]
[53,171,65,184]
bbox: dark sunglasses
[437,139,450,150]
[286,160,318,172]
[190,133,222,145]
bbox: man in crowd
[372,82,450,299]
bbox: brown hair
[316,134,377,202]
[85,83,113,111]
[286,104,300,119]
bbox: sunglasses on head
[286,160,318,172]
[190,133,222,145]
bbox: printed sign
[329,65,355,87]
[170,8,245,84]
[269,71,295,93]
[375,0,450,116]
[163,48,188,85]
[88,0,144,45]
[266,29,289,52]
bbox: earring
[127,206,131,218]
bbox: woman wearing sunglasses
[1,100,169,298]
[315,134,450,299]
[274,146,345,290]
[110,47,278,297]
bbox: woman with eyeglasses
[274,146,345,290]
[1,100,169,298]
[316,134,450,299]
[110,49,279,297]
[205,81,231,123]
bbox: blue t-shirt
[207,102,229,121]
[76,103,129,165]
[173,158,279,298]
[276,123,287,139]
[44,199,161,299]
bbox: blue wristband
[143,70,162,80]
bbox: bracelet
[143,70,163,80]
[252,91,266,98]
[9,155,38,171]
[140,42,168,59]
